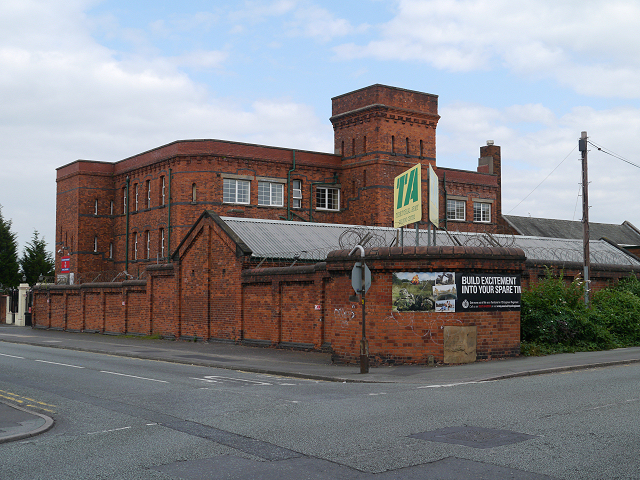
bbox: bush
[589,276,640,346]
[521,271,587,345]
[519,270,637,354]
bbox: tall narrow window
[341,141,344,156]
[109,242,113,259]
[94,199,98,216]
[292,180,302,209]
[391,136,395,154]
[146,231,150,259]
[123,187,127,214]
[94,236,98,252]
[134,184,139,211]
[406,137,409,155]
[160,228,165,258]
[110,200,114,215]
[420,140,424,157]
[191,183,197,202]
[146,180,151,209]
[134,234,138,260]
[160,176,166,205]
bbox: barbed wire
[54,270,147,285]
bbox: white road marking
[417,380,490,389]
[368,392,387,396]
[0,353,24,359]
[100,371,168,383]
[35,359,84,368]
[193,375,272,386]
[87,426,132,435]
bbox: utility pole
[579,131,590,305]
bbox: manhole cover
[409,426,537,449]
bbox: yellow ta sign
[394,164,422,228]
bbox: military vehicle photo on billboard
[392,272,521,313]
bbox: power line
[506,145,577,215]
[588,140,640,169]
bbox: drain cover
[409,426,537,449]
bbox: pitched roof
[503,215,640,247]
[219,216,640,267]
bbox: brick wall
[324,246,525,363]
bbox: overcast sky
[2,0,640,254]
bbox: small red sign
[61,256,70,273]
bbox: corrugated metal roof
[504,215,640,247]
[221,217,399,261]
[220,217,640,266]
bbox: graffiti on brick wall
[333,305,357,327]
[383,310,462,345]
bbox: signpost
[350,245,370,374]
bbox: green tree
[0,205,20,288]
[20,230,55,285]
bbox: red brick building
[55,84,504,279]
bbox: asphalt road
[1,341,639,479]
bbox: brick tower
[330,85,440,226]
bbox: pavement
[2,323,640,444]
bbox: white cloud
[334,0,640,98]
[0,0,332,252]
[437,101,640,226]
[230,0,367,42]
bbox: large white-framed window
[446,199,466,221]
[223,178,250,204]
[316,186,340,211]
[473,201,491,223]
[160,176,166,206]
[258,181,284,207]
[292,180,302,209]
